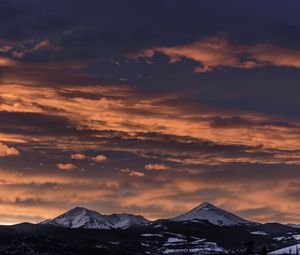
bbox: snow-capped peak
[172,202,253,226]
[42,207,149,229]
[47,207,115,229]
[194,202,216,210]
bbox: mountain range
[42,206,149,229]
[41,202,255,229]
[2,202,300,254]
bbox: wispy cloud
[121,168,145,177]
[145,163,169,171]
[1,84,300,152]
[135,36,300,73]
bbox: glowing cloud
[145,163,170,171]
[71,153,86,160]
[1,84,300,152]
[0,143,19,157]
[121,168,145,177]
[0,57,18,67]
[57,163,77,171]
[136,36,300,73]
[92,154,107,162]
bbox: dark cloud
[0,0,72,42]
[209,116,300,130]
[0,111,73,134]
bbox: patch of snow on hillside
[141,233,163,237]
[166,237,186,243]
[270,244,300,255]
[162,242,225,254]
[250,231,268,235]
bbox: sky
[1,0,300,224]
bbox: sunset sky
[1,0,300,224]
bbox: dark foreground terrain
[0,219,299,255]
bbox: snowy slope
[108,213,149,228]
[172,202,253,226]
[42,207,149,229]
[270,244,300,254]
[46,207,115,229]
[287,224,300,229]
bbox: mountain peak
[73,206,87,210]
[62,207,99,218]
[172,202,253,226]
[47,207,114,229]
[196,202,215,209]
[41,207,149,229]
[70,206,88,212]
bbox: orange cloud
[71,153,86,160]
[145,163,170,171]
[135,36,300,73]
[0,57,18,67]
[0,143,19,157]
[31,39,50,52]
[0,160,298,223]
[11,39,51,60]
[57,163,77,171]
[0,166,120,223]
[1,84,300,153]
[0,46,12,53]
[92,154,107,162]
[120,168,145,177]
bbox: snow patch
[166,237,187,243]
[270,244,300,255]
[250,231,268,235]
[141,233,163,237]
